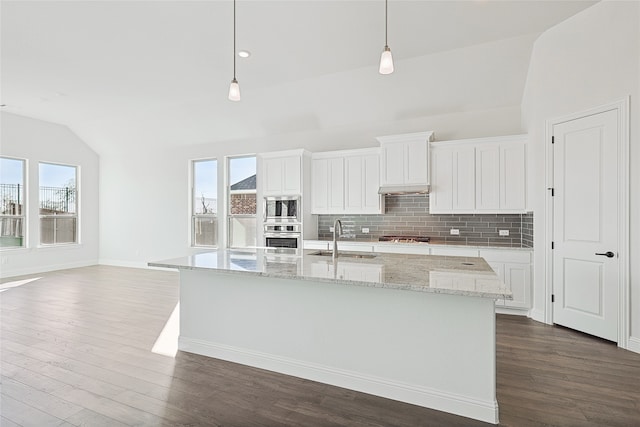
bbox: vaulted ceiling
[1,1,597,154]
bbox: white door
[552,109,619,341]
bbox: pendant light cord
[233,0,236,80]
[385,0,388,47]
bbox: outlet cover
[329,226,335,232]
[362,227,370,233]
[450,229,460,235]
[499,230,510,236]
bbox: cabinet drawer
[374,244,431,255]
[429,247,479,257]
[479,249,531,263]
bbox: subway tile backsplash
[317,194,533,248]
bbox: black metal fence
[0,183,77,214]
[0,183,23,215]
[39,185,76,214]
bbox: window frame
[226,155,257,249]
[191,158,218,248]
[0,156,27,250]
[38,161,79,247]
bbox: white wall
[0,112,100,278]
[98,105,523,268]
[521,1,640,344]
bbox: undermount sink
[308,250,377,259]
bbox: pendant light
[228,0,241,101]
[379,0,394,75]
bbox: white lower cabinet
[480,249,531,310]
[309,261,382,282]
[430,247,479,257]
[304,241,532,312]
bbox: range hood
[378,184,430,195]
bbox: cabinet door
[486,261,506,306]
[504,263,531,309]
[405,140,429,184]
[344,156,364,212]
[380,144,405,186]
[362,154,381,213]
[475,145,500,211]
[430,148,453,212]
[311,158,329,213]
[263,158,284,195]
[327,157,345,211]
[500,142,526,211]
[282,156,301,194]
[453,147,476,211]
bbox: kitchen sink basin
[308,250,377,259]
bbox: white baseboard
[179,337,499,424]
[495,307,529,316]
[98,258,149,269]
[0,259,98,279]
[528,308,545,323]
[627,337,640,354]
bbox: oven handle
[264,233,302,238]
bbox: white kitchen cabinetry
[260,151,303,196]
[430,135,527,214]
[430,145,476,213]
[311,156,344,214]
[344,152,381,214]
[476,141,526,212]
[430,247,479,257]
[480,249,531,310]
[311,148,383,215]
[377,131,434,192]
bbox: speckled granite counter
[149,248,511,299]
[151,248,503,424]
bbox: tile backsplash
[317,194,533,248]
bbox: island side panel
[179,269,498,424]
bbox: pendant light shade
[228,78,241,101]
[379,46,394,74]
[379,0,394,75]
[228,0,241,101]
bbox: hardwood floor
[1,265,639,426]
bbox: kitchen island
[149,249,510,424]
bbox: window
[228,156,257,248]
[39,162,78,245]
[0,157,26,249]
[192,159,218,246]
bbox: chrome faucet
[333,219,343,260]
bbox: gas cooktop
[378,236,431,243]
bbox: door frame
[544,97,630,349]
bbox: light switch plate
[499,230,509,236]
[450,229,460,235]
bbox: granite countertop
[149,248,511,300]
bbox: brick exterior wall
[230,193,256,215]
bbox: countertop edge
[148,258,512,300]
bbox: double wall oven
[263,196,301,249]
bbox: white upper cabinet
[260,151,303,196]
[430,145,476,213]
[430,135,527,214]
[311,156,344,214]
[312,148,383,215]
[377,131,434,192]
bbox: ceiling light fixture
[379,0,394,75]
[238,50,251,58]
[228,0,241,101]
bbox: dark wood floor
[1,266,639,426]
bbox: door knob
[595,251,615,258]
